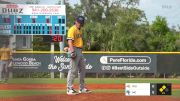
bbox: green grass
[8,78,67,84]
[7,78,180,84]
[172,90,180,98]
[0,90,65,98]
[85,78,180,84]
[0,89,123,98]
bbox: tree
[109,0,149,51]
[80,0,150,51]
[151,16,169,35]
[148,16,177,51]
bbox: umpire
[66,16,91,95]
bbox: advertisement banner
[12,53,157,73]
[0,4,65,15]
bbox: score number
[43,35,63,42]
[52,35,63,42]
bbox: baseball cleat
[67,88,79,95]
[79,88,92,93]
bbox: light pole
[59,0,65,78]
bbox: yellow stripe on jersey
[67,25,83,48]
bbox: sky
[139,0,180,28]
[2,0,180,28]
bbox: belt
[74,47,82,49]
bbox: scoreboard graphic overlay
[125,83,172,96]
[0,4,66,35]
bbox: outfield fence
[9,51,180,78]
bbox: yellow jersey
[67,25,83,48]
[0,47,12,60]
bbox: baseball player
[0,43,12,84]
[66,16,91,95]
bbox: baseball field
[0,78,180,101]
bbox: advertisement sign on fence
[12,53,157,73]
